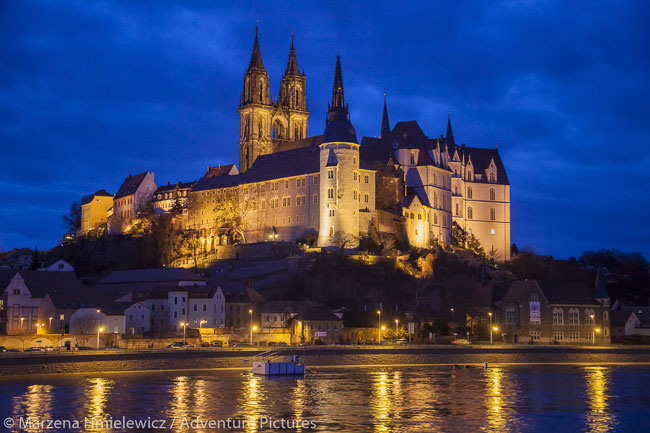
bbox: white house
[40,259,75,272]
[148,285,225,334]
[124,302,151,334]
[69,308,126,335]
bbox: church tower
[326,55,348,125]
[276,33,309,142]
[239,27,273,173]
[319,56,360,249]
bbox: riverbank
[3,345,650,377]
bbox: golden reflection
[290,379,307,432]
[370,371,404,432]
[12,384,54,433]
[485,367,507,432]
[585,367,616,432]
[241,373,262,433]
[168,376,191,432]
[84,377,114,432]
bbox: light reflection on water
[4,365,646,432]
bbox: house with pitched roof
[80,189,113,235]
[499,278,611,344]
[108,171,156,234]
[152,180,196,215]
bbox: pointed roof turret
[284,32,300,76]
[327,55,347,124]
[380,92,391,140]
[446,112,455,146]
[247,26,265,72]
[332,55,344,109]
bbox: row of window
[466,187,496,201]
[552,308,606,325]
[156,190,188,200]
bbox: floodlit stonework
[96,29,511,259]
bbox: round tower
[318,106,360,249]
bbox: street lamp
[488,312,493,344]
[252,325,257,346]
[20,317,24,329]
[491,326,499,344]
[451,308,455,323]
[180,322,187,343]
[249,309,253,344]
[200,319,207,329]
[377,310,382,344]
[49,317,53,332]
[395,319,399,333]
[97,327,104,349]
[593,328,601,346]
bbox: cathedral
[99,28,511,260]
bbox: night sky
[1,1,649,259]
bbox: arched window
[603,311,609,321]
[410,152,415,164]
[434,213,438,224]
[259,81,264,101]
[467,207,473,219]
[410,212,414,219]
[490,208,496,221]
[490,188,496,201]
[553,308,563,325]
[417,213,422,220]
[568,309,579,325]
[467,186,472,199]
[434,193,438,208]
[604,327,609,337]
[490,172,496,182]
[584,309,595,325]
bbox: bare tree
[180,229,202,271]
[214,190,253,244]
[330,232,359,253]
[61,202,82,233]
[71,312,100,334]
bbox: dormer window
[410,152,415,165]
[490,172,496,183]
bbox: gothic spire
[284,31,300,76]
[247,26,265,72]
[332,55,344,109]
[327,55,347,124]
[446,111,455,146]
[380,92,391,140]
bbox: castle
[84,29,511,260]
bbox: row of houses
[0,266,343,344]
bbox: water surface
[1,365,648,432]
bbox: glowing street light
[377,310,382,344]
[252,325,257,345]
[180,322,187,343]
[451,308,455,323]
[491,326,499,344]
[20,317,24,329]
[199,319,207,329]
[395,319,399,333]
[49,317,53,332]
[249,309,254,344]
[593,328,601,346]
[97,327,104,349]
[488,312,493,344]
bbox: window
[552,309,563,325]
[193,305,198,312]
[455,203,459,216]
[328,169,335,179]
[467,207,473,219]
[364,194,369,203]
[530,331,540,341]
[553,332,564,341]
[174,297,178,305]
[364,175,369,184]
[328,188,334,199]
[313,176,318,184]
[490,172,496,182]
[531,293,539,302]
[297,179,301,187]
[203,304,207,312]
[285,180,289,188]
[570,332,579,340]
[467,186,472,199]
[490,208,496,221]
[568,309,579,325]
[585,332,593,341]
[505,308,516,325]
[603,311,609,321]
[410,152,415,164]
[490,228,495,235]
[313,194,318,204]
[490,188,496,201]
[604,327,609,337]
[418,213,422,220]
[585,309,595,325]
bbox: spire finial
[446,111,455,146]
[247,25,265,71]
[381,89,391,140]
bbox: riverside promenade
[2,345,650,377]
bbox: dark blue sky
[1,1,649,259]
